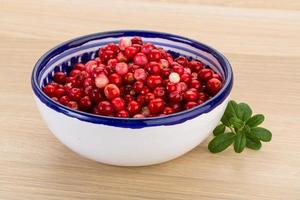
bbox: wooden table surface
[1,0,300,199]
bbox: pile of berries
[43,37,223,118]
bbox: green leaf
[246,136,262,150]
[247,114,265,127]
[213,124,226,136]
[208,132,235,153]
[236,103,252,121]
[234,131,246,153]
[251,127,272,142]
[221,100,238,126]
[229,117,244,129]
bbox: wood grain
[0,0,300,199]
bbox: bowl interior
[32,31,232,128]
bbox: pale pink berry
[169,72,180,83]
[184,67,192,74]
[160,59,169,68]
[95,73,109,88]
[119,38,132,50]
[115,62,128,75]
[134,68,147,82]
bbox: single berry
[98,101,113,116]
[95,73,109,88]
[127,100,141,115]
[148,98,165,114]
[115,62,128,75]
[111,97,126,111]
[206,78,222,95]
[104,84,120,100]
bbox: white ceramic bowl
[31,30,233,166]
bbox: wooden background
[1,0,300,199]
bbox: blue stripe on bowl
[31,30,233,129]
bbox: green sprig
[208,100,272,153]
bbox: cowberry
[104,84,120,100]
[148,98,165,114]
[98,101,113,116]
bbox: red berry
[161,68,171,78]
[115,62,128,75]
[212,73,222,81]
[95,73,109,88]
[184,89,199,102]
[124,72,135,84]
[70,69,81,77]
[107,58,118,67]
[169,91,183,103]
[99,49,115,62]
[67,101,78,110]
[89,88,102,103]
[85,60,98,74]
[55,88,66,98]
[148,98,165,114]
[176,82,188,92]
[148,61,161,75]
[166,82,176,93]
[74,63,86,71]
[124,94,134,103]
[185,101,197,110]
[43,84,56,97]
[116,110,129,118]
[147,75,163,89]
[173,64,184,75]
[148,49,161,61]
[127,100,141,115]
[141,43,155,54]
[109,73,122,86]
[117,51,128,63]
[180,73,191,84]
[153,86,166,98]
[98,101,113,116]
[206,78,222,95]
[51,97,58,101]
[124,46,138,59]
[190,79,202,90]
[159,59,170,68]
[145,92,155,104]
[198,92,209,101]
[198,69,213,82]
[131,37,143,45]
[104,84,120,100]
[59,95,70,105]
[111,97,125,111]
[163,107,174,115]
[133,114,145,118]
[170,103,182,112]
[188,60,203,72]
[133,53,148,66]
[175,56,188,67]
[140,86,150,95]
[136,95,146,106]
[53,72,66,84]
[79,96,92,110]
[133,81,144,93]
[83,78,93,87]
[68,88,82,101]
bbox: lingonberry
[83,78,93,88]
[68,88,82,101]
[124,94,134,103]
[175,56,188,67]
[117,51,128,63]
[89,88,102,103]
[127,100,141,115]
[111,97,125,111]
[169,91,183,103]
[198,68,213,82]
[67,101,78,110]
[115,62,128,75]
[133,81,144,93]
[70,69,81,77]
[212,73,222,81]
[79,96,92,110]
[104,84,120,100]
[133,53,148,66]
[43,84,56,97]
[148,49,161,61]
[188,60,203,72]
[119,38,132,50]
[189,79,202,90]
[148,61,161,75]
[184,89,199,102]
[141,43,155,54]
[206,78,222,95]
[148,98,165,114]
[140,86,150,95]
[53,72,66,84]
[198,92,209,101]
[124,46,138,59]
[107,58,118,67]
[55,88,66,98]
[170,102,182,112]
[74,63,86,71]
[180,73,191,84]
[134,68,147,82]
[59,95,70,105]
[95,73,109,89]
[109,73,122,86]
[153,86,166,98]
[136,95,146,106]
[124,72,135,84]
[131,36,143,45]
[185,101,197,110]
[98,101,113,116]
[133,114,145,118]
[163,106,174,115]
[144,92,155,104]
[147,75,163,89]
[116,110,129,118]
[172,64,184,75]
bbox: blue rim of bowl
[31,30,233,129]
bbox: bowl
[31,30,233,166]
